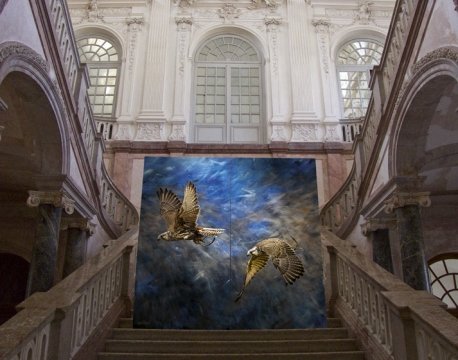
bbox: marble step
[111,328,349,341]
[98,351,365,360]
[104,338,359,354]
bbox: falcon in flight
[157,182,224,244]
[235,238,304,302]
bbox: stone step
[117,318,343,329]
[104,339,359,354]
[98,351,365,360]
[111,328,349,341]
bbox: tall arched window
[337,39,383,118]
[77,36,120,118]
[428,255,458,310]
[193,35,263,144]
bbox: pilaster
[287,0,320,128]
[136,0,171,139]
[361,218,396,273]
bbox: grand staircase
[98,318,365,359]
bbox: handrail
[0,228,138,360]
[320,0,421,236]
[322,229,458,359]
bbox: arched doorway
[0,253,29,325]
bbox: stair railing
[323,229,458,360]
[0,228,137,360]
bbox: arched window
[77,36,120,118]
[428,255,458,309]
[193,35,263,144]
[337,39,383,118]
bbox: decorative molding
[361,218,396,236]
[354,0,373,25]
[176,17,192,76]
[265,16,281,26]
[168,123,186,141]
[265,17,281,75]
[0,42,48,72]
[114,124,132,140]
[324,124,341,142]
[412,47,458,75]
[249,0,280,10]
[135,123,163,141]
[312,19,330,74]
[175,16,193,26]
[127,17,144,71]
[85,0,104,23]
[291,123,318,142]
[218,4,242,23]
[271,123,287,142]
[384,192,431,214]
[174,0,194,7]
[26,191,75,215]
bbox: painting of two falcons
[156,181,305,302]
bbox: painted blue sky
[134,157,326,329]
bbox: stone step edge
[105,338,357,345]
[98,351,365,357]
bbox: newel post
[326,245,339,316]
[121,245,134,313]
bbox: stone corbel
[27,190,75,215]
[361,218,396,236]
[61,217,96,235]
[384,192,431,214]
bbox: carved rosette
[168,123,186,141]
[291,123,318,142]
[361,218,396,236]
[26,191,75,215]
[312,19,330,74]
[384,192,431,214]
[135,123,164,141]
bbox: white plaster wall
[418,0,458,59]
[0,0,45,58]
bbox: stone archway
[389,50,458,291]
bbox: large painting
[134,157,326,329]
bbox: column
[61,218,95,278]
[26,191,75,295]
[384,192,431,290]
[169,16,192,142]
[287,0,321,142]
[136,0,171,141]
[361,218,396,273]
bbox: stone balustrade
[45,0,79,92]
[100,166,138,232]
[321,0,421,236]
[95,118,115,141]
[323,229,458,359]
[340,118,363,143]
[0,228,137,360]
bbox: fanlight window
[193,36,263,144]
[77,37,120,117]
[337,40,384,118]
[428,256,458,309]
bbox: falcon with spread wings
[157,182,224,244]
[235,237,304,302]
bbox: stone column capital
[361,218,396,236]
[265,16,282,27]
[175,16,192,26]
[312,18,330,33]
[61,217,96,235]
[384,192,431,214]
[26,190,75,215]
